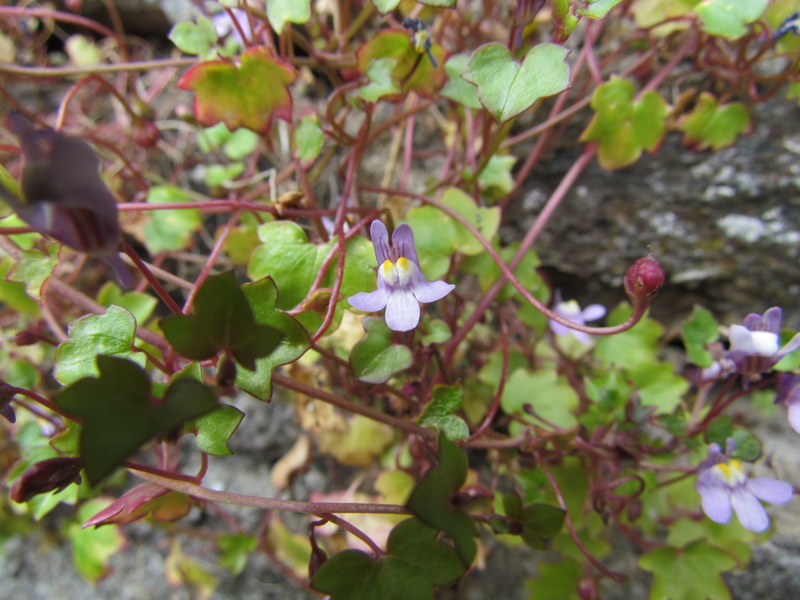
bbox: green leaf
[580,77,669,169]
[439,187,501,255]
[594,304,663,368]
[237,276,311,400]
[0,257,38,315]
[477,155,517,196]
[418,384,469,441]
[169,16,218,59]
[372,0,401,13]
[406,436,478,564]
[462,43,570,123]
[695,0,768,39]
[350,317,413,383]
[294,115,324,165]
[55,356,218,485]
[96,282,158,326]
[359,57,402,102]
[311,518,467,600]
[629,362,689,414]
[54,306,143,386]
[193,404,244,456]
[525,558,582,600]
[519,503,566,549]
[356,31,446,98]
[6,245,58,300]
[197,123,259,159]
[681,305,719,367]
[143,185,202,253]
[161,270,283,371]
[179,46,296,133]
[204,163,245,187]
[64,499,125,582]
[501,368,579,431]
[579,0,626,18]
[679,93,750,150]
[248,220,332,309]
[265,0,311,34]
[219,532,258,574]
[421,319,452,345]
[639,539,737,600]
[441,54,482,109]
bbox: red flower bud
[578,577,598,600]
[10,457,82,503]
[132,121,160,148]
[624,255,665,304]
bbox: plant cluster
[1,0,799,598]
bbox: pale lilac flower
[347,220,454,332]
[211,8,253,46]
[776,374,800,434]
[696,441,794,533]
[726,307,800,379]
[549,293,606,344]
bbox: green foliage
[143,185,202,254]
[694,0,768,39]
[294,115,325,165]
[179,46,296,133]
[219,532,258,574]
[417,384,470,440]
[682,305,719,367]
[442,54,482,109]
[501,493,566,549]
[96,282,158,326]
[161,270,283,371]
[579,0,626,18]
[501,368,579,432]
[462,43,570,123]
[64,499,126,582]
[6,245,58,300]
[55,356,218,484]
[406,436,478,564]
[193,404,244,456]
[169,16,218,59]
[266,0,311,34]
[236,277,311,400]
[350,317,413,383]
[679,93,750,150]
[581,77,669,169]
[311,518,467,600]
[639,539,737,600]
[54,306,144,386]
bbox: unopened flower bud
[132,121,160,148]
[10,457,82,503]
[14,330,39,346]
[624,255,665,304]
[578,577,598,600]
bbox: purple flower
[776,374,800,434]
[549,293,606,344]
[726,307,800,379]
[696,441,794,532]
[211,8,253,46]
[347,220,454,332]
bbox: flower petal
[747,478,795,504]
[789,403,800,434]
[370,220,391,264]
[697,483,732,524]
[730,488,770,532]
[391,224,420,266]
[348,288,389,313]
[729,325,778,356]
[412,279,455,304]
[385,290,420,332]
[762,307,783,333]
[580,304,606,322]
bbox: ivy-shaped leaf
[6,244,58,300]
[142,185,202,254]
[294,115,324,166]
[169,16,218,59]
[501,368,579,434]
[266,0,311,34]
[462,43,570,123]
[695,0,768,39]
[64,499,126,582]
[629,362,689,415]
[579,0,626,18]
[417,384,469,441]
[219,533,258,575]
[179,46,296,133]
[237,276,311,400]
[193,404,244,456]
[160,270,283,371]
[356,31,447,99]
[678,93,750,150]
[580,77,669,169]
[502,493,566,550]
[358,57,402,102]
[55,356,218,484]
[441,54,481,109]
[311,518,467,600]
[639,539,737,600]
[406,436,478,564]
[54,306,144,386]
[681,305,719,367]
[351,317,412,384]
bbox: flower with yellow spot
[696,440,794,532]
[347,220,454,332]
